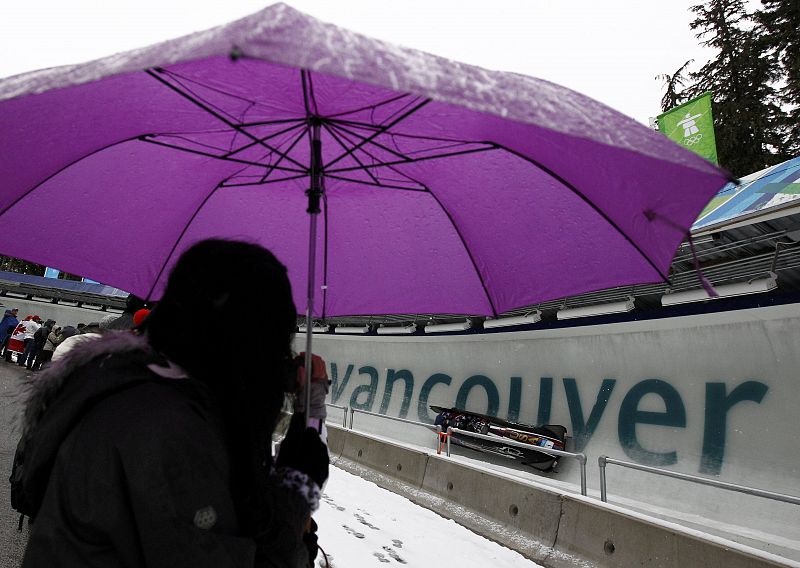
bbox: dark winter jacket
[32,323,52,350]
[19,332,314,568]
[0,310,18,343]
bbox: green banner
[657,92,718,164]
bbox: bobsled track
[326,426,797,568]
[1,290,799,565]
[316,302,800,568]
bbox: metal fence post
[348,407,354,429]
[446,427,452,457]
[598,455,608,502]
[577,453,588,497]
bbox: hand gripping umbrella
[0,4,732,419]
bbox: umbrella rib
[426,189,499,317]
[327,145,497,174]
[147,68,308,171]
[378,95,429,127]
[325,118,384,131]
[147,134,232,154]
[324,174,429,192]
[158,67,288,113]
[145,178,229,301]
[220,173,309,187]
[300,69,314,117]
[323,92,414,119]
[327,121,412,162]
[260,126,309,183]
[325,123,430,190]
[331,121,485,160]
[324,99,431,170]
[139,136,305,173]
[332,121,489,146]
[238,117,312,127]
[0,136,142,219]
[496,143,671,283]
[306,71,320,116]
[223,121,306,158]
[322,123,383,187]
[157,71,245,125]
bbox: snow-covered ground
[315,466,543,568]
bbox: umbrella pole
[302,219,318,429]
[303,118,323,429]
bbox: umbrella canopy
[0,3,730,318]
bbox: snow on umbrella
[0,3,731,320]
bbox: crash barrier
[446,426,588,496]
[326,424,346,461]
[599,455,800,507]
[331,405,793,511]
[327,426,794,568]
[336,425,432,488]
[348,406,438,432]
[325,403,348,428]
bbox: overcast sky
[1,1,734,124]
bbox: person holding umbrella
[16,239,328,567]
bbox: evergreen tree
[0,256,46,276]
[688,0,789,176]
[754,0,800,155]
[656,59,694,112]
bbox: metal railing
[598,456,800,506]
[348,407,439,432]
[325,403,348,428]
[447,427,587,496]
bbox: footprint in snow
[373,552,391,563]
[354,512,380,530]
[322,494,345,512]
[382,545,407,564]
[342,525,365,539]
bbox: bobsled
[432,406,567,472]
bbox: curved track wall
[306,304,800,553]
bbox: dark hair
[143,239,297,534]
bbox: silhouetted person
[19,239,328,567]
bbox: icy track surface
[315,466,543,567]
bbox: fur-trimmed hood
[19,332,164,517]
[23,332,155,439]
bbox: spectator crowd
[0,300,151,371]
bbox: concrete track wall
[328,426,798,568]
[307,304,800,554]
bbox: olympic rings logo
[684,133,703,146]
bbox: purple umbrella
[0,4,730,325]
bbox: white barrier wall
[305,304,800,553]
[0,297,120,328]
